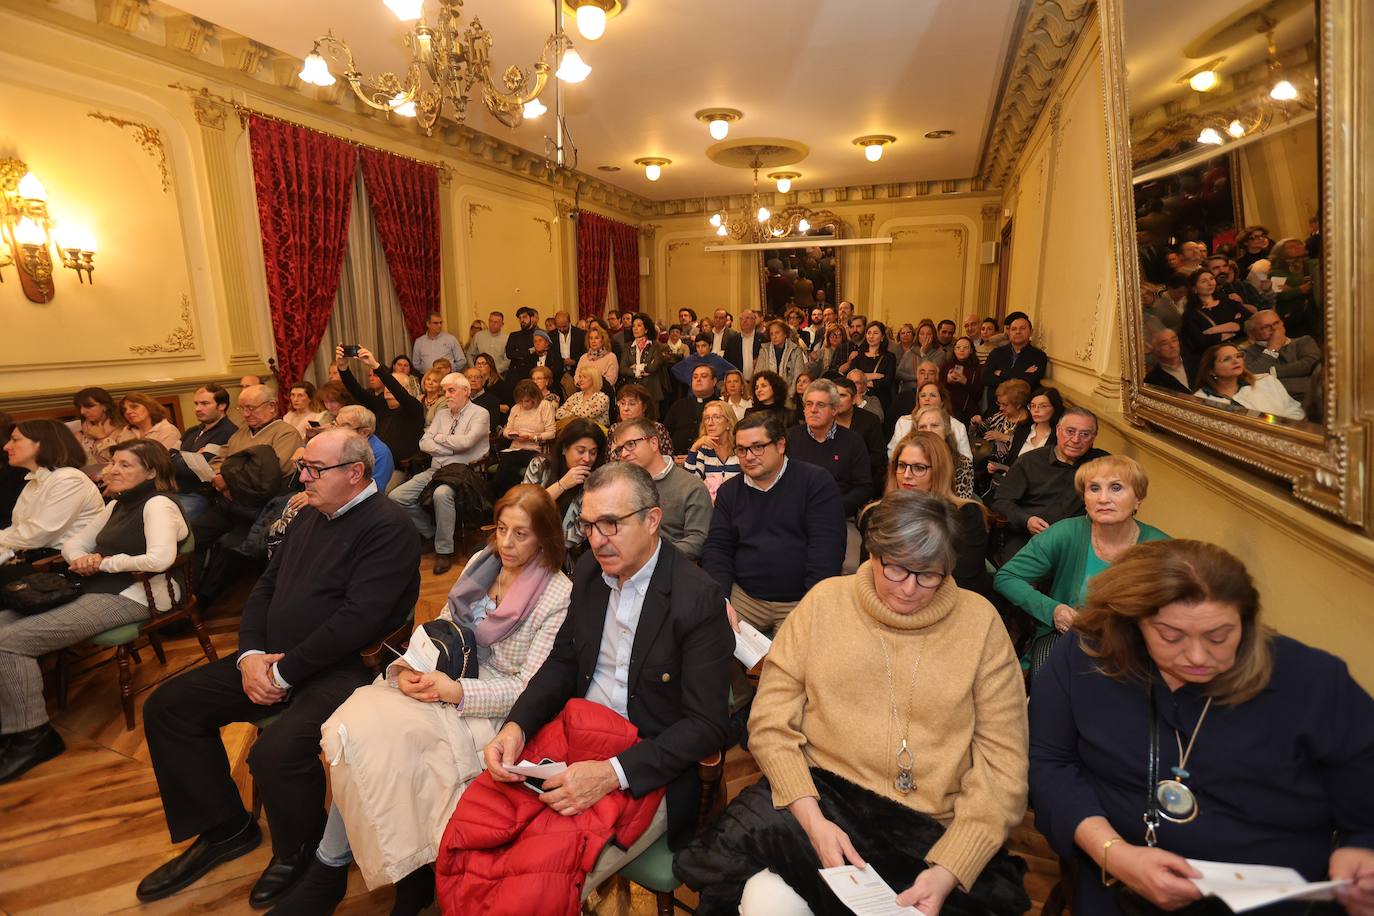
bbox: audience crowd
[0,302,1370,916]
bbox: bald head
[237,384,277,431]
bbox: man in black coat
[834,377,887,490]
[135,429,420,908]
[550,309,587,385]
[484,462,733,857]
[983,311,1049,400]
[504,306,540,371]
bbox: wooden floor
[0,532,1059,915]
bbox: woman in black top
[852,320,898,416]
[336,345,426,465]
[472,353,512,419]
[746,371,795,429]
[1180,269,1246,361]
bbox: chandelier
[298,0,594,134]
[0,158,97,304]
[706,153,814,244]
[1194,21,1313,147]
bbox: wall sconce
[1,158,97,303]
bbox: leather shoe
[433,553,454,575]
[265,857,349,915]
[250,845,313,909]
[0,724,65,784]
[136,817,262,902]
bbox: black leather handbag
[422,618,479,681]
[0,571,84,616]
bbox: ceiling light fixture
[573,0,609,40]
[923,129,956,140]
[707,147,820,243]
[522,97,547,119]
[1189,70,1220,92]
[1188,24,1310,151]
[1197,127,1224,145]
[853,134,896,162]
[1226,119,1246,138]
[695,108,743,142]
[768,171,799,194]
[634,157,670,181]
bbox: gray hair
[805,378,840,409]
[862,490,960,574]
[440,371,470,392]
[1059,406,1098,431]
[584,461,659,510]
[612,416,659,446]
[335,404,377,435]
[315,428,374,477]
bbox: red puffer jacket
[435,698,665,915]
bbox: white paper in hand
[507,759,569,779]
[734,619,772,669]
[179,449,216,483]
[395,624,440,674]
[819,865,924,916]
[1187,859,1350,913]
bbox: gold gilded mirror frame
[755,208,846,311]
[1101,0,1372,530]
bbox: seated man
[135,429,419,908]
[1143,328,1191,394]
[1243,310,1321,402]
[389,372,490,574]
[332,404,394,488]
[990,407,1108,560]
[703,413,844,635]
[847,368,885,422]
[665,363,721,455]
[180,384,238,456]
[834,376,886,488]
[214,384,301,480]
[464,365,504,434]
[785,379,873,519]
[609,418,712,560]
[482,462,733,889]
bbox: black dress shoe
[433,553,454,575]
[0,724,65,784]
[250,846,313,909]
[136,818,262,902]
[265,857,349,915]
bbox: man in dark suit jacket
[834,377,887,489]
[723,309,765,378]
[484,462,733,853]
[705,308,741,360]
[135,430,420,907]
[550,309,587,383]
[983,311,1049,399]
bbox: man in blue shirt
[411,310,466,373]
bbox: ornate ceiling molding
[977,0,1095,188]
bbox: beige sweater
[749,563,1029,890]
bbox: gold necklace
[1156,697,1213,823]
[874,627,925,794]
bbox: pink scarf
[445,546,554,652]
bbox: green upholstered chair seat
[616,835,678,893]
[88,621,148,647]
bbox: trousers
[390,468,457,554]
[143,655,371,856]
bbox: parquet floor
[0,532,1059,915]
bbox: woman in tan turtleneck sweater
[677,490,1030,916]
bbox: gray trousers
[389,467,457,554]
[0,593,150,733]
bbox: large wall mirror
[1100,0,1373,529]
[757,210,845,317]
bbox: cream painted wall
[1236,117,1320,243]
[1002,14,1374,689]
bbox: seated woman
[0,412,24,528]
[575,324,619,391]
[721,369,753,421]
[119,393,182,451]
[684,400,740,493]
[0,439,187,783]
[555,365,611,428]
[943,336,983,421]
[281,381,334,438]
[995,455,1169,680]
[317,381,354,418]
[274,485,574,916]
[419,367,448,424]
[1005,387,1063,461]
[792,372,814,409]
[473,353,513,419]
[1193,343,1305,421]
[524,419,607,573]
[888,382,974,461]
[0,419,104,568]
[493,380,556,498]
[746,370,796,429]
[529,365,562,408]
[614,384,671,456]
[677,491,1031,915]
[862,431,992,602]
[1029,540,1374,916]
[67,386,132,477]
[913,406,975,500]
[389,354,414,379]
[970,379,1031,474]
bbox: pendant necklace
[1155,696,1213,824]
[874,628,925,795]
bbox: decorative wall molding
[1073,281,1103,362]
[532,216,552,253]
[163,15,216,57]
[640,223,660,244]
[466,202,492,238]
[128,294,197,355]
[981,204,1003,220]
[93,0,149,33]
[169,82,230,131]
[858,213,876,236]
[665,240,693,269]
[935,227,967,259]
[221,37,272,77]
[87,110,172,192]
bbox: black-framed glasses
[295,459,355,481]
[611,436,651,459]
[736,439,778,458]
[876,558,945,588]
[575,505,653,539]
[895,461,932,477]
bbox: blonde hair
[1075,454,1150,500]
[577,365,603,393]
[697,400,736,455]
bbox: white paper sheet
[734,619,772,669]
[819,866,924,916]
[178,449,216,483]
[507,759,569,779]
[387,624,440,674]
[1187,859,1350,913]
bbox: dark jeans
[143,655,372,856]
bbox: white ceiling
[164,0,1022,199]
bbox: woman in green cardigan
[994,454,1169,679]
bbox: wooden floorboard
[0,531,1059,914]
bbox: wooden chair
[56,535,218,731]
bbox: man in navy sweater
[784,378,874,519]
[136,429,420,909]
[703,412,845,635]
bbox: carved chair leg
[147,630,167,665]
[190,610,218,662]
[116,645,136,731]
[129,645,142,666]
[655,891,675,916]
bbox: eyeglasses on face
[575,506,652,539]
[876,558,945,588]
[896,461,931,477]
[295,459,355,481]
[240,401,273,413]
[611,436,651,458]
[1059,428,1095,441]
[735,439,778,458]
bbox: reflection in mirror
[759,228,841,319]
[1124,0,1323,432]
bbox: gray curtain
[308,169,410,387]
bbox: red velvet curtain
[607,218,640,314]
[248,116,356,387]
[359,149,440,340]
[577,211,612,321]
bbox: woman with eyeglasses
[684,401,740,493]
[995,455,1169,680]
[523,419,607,573]
[678,490,1030,916]
[1028,540,1374,916]
[912,406,976,500]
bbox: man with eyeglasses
[785,379,873,520]
[609,418,712,561]
[138,429,419,908]
[703,412,844,636]
[482,462,732,886]
[389,372,490,574]
[212,385,301,482]
[991,407,1108,560]
[1243,309,1321,402]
